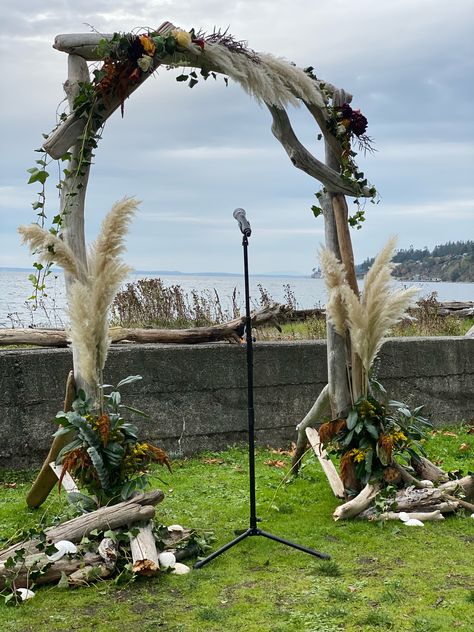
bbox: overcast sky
[1,1,473,275]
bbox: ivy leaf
[27,169,49,185]
[176,74,188,82]
[189,78,198,89]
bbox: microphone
[233,208,252,236]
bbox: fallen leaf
[348,585,357,593]
[459,443,471,452]
[4,483,17,488]
[443,431,458,437]
[467,427,474,435]
[263,459,287,469]
[203,458,225,465]
[268,442,296,457]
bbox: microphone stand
[194,225,330,569]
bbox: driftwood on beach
[1,300,472,348]
[0,303,288,347]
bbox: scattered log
[0,550,104,590]
[393,486,457,513]
[305,427,345,498]
[439,475,474,502]
[411,456,449,483]
[130,521,159,576]
[0,490,164,561]
[333,483,380,520]
[0,537,118,590]
[358,509,444,522]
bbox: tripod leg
[257,529,330,560]
[194,529,252,569]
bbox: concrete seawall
[1,337,473,469]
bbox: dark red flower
[192,38,205,50]
[127,35,146,63]
[341,103,353,119]
[350,111,368,136]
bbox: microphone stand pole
[194,225,330,569]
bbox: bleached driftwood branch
[305,426,345,498]
[266,105,368,196]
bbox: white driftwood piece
[305,426,345,499]
[49,461,79,493]
[358,510,444,522]
[130,521,160,576]
[333,483,381,521]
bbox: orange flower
[139,35,156,56]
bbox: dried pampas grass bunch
[320,237,419,396]
[19,197,139,389]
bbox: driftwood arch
[24,21,374,506]
[43,22,366,411]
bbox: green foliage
[54,376,170,507]
[322,392,432,486]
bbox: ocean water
[1,268,473,328]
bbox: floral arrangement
[54,375,171,508]
[319,393,431,495]
[92,26,206,115]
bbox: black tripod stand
[194,209,330,569]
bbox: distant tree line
[357,240,474,273]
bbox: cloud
[1,0,473,274]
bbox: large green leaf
[365,423,380,440]
[87,446,110,493]
[103,443,125,468]
[346,409,358,430]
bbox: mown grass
[0,426,473,631]
[255,315,474,342]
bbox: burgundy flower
[192,38,205,50]
[341,103,353,119]
[127,36,146,63]
[350,111,368,136]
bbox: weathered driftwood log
[26,371,76,508]
[0,303,288,347]
[411,456,449,483]
[358,509,444,522]
[0,490,163,561]
[0,551,105,590]
[0,537,118,590]
[333,483,381,521]
[305,426,345,498]
[439,475,474,502]
[130,521,159,576]
[394,487,458,513]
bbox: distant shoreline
[0,267,308,279]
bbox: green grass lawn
[0,427,473,631]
